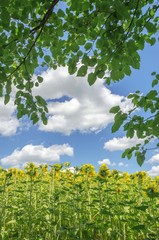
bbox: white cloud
[0,144,74,168]
[0,98,19,136]
[62,166,76,173]
[147,165,159,177]
[33,67,131,135]
[98,158,116,166]
[104,135,145,152]
[147,154,159,165]
[118,162,124,166]
[118,162,128,167]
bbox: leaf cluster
[0,0,158,124]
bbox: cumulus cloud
[118,162,128,167]
[147,166,159,177]
[0,144,74,168]
[104,135,145,152]
[98,158,116,166]
[32,67,131,135]
[147,153,159,165]
[0,98,19,136]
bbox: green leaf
[84,42,92,50]
[146,90,157,100]
[131,225,145,230]
[77,65,87,77]
[112,112,127,133]
[145,22,156,33]
[31,112,39,124]
[134,205,148,211]
[151,71,156,76]
[126,128,134,138]
[88,57,97,67]
[136,151,146,166]
[41,112,47,125]
[149,37,156,46]
[44,55,51,63]
[109,106,120,114]
[112,121,122,133]
[35,96,47,107]
[0,84,3,97]
[68,63,77,75]
[122,148,134,159]
[88,73,96,86]
[37,76,43,83]
[4,94,10,105]
[71,43,79,52]
[0,0,9,6]
[6,80,12,95]
[57,9,65,18]
[152,79,158,87]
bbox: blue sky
[0,41,159,177]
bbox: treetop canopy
[0,0,159,164]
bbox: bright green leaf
[77,65,87,77]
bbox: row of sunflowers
[0,162,159,240]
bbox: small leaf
[4,94,10,104]
[152,79,158,87]
[134,205,148,211]
[88,72,96,86]
[126,128,134,138]
[136,151,146,166]
[84,42,92,50]
[112,122,121,133]
[41,112,47,125]
[131,225,145,230]
[44,55,51,63]
[109,106,120,114]
[146,90,157,100]
[151,71,156,76]
[112,112,127,133]
[31,112,39,124]
[35,96,47,107]
[57,9,65,18]
[68,63,77,75]
[77,65,87,77]
[146,22,156,33]
[37,76,43,83]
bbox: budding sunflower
[98,164,110,181]
[81,164,95,177]
[25,162,38,178]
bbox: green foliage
[0,0,158,111]
[0,0,159,163]
[110,84,159,165]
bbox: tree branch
[30,0,59,34]
[8,0,59,79]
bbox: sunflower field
[0,162,159,240]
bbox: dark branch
[8,0,59,79]
[30,0,59,34]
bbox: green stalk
[49,169,57,239]
[28,176,33,240]
[86,175,92,222]
[0,173,10,239]
[150,197,159,238]
[77,188,82,240]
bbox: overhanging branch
[8,0,59,79]
[30,0,59,34]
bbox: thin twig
[30,0,59,34]
[8,0,59,79]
